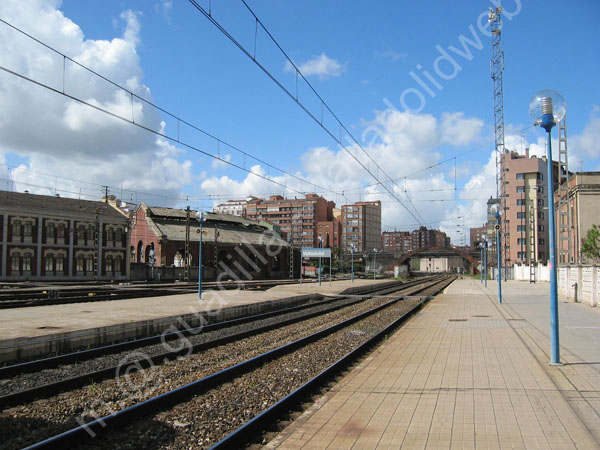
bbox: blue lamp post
[196,211,205,300]
[373,248,378,281]
[529,89,566,365]
[491,204,502,304]
[318,236,323,286]
[483,237,488,288]
[479,242,484,283]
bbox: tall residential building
[469,225,487,250]
[553,172,600,264]
[244,194,332,248]
[341,201,381,252]
[500,150,554,265]
[411,226,448,250]
[381,231,412,253]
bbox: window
[517,225,526,232]
[517,199,525,206]
[57,224,65,238]
[517,212,526,219]
[45,254,54,272]
[517,238,526,245]
[115,256,122,273]
[538,186,544,193]
[107,228,114,241]
[538,251,545,259]
[11,220,21,236]
[538,238,545,245]
[538,199,544,207]
[517,186,525,193]
[115,228,122,242]
[56,255,64,272]
[517,251,527,259]
[516,173,525,180]
[86,256,94,272]
[11,253,20,271]
[538,212,544,219]
[77,257,84,272]
[24,222,33,237]
[23,255,32,271]
[47,223,55,239]
[538,225,545,232]
[537,173,544,180]
[105,256,113,273]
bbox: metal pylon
[557,115,572,264]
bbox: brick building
[245,194,333,248]
[411,226,449,250]
[553,172,600,264]
[213,197,258,217]
[130,203,294,280]
[381,231,412,253]
[341,200,381,252]
[469,225,487,250]
[0,190,129,281]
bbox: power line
[188,0,426,226]
[0,18,340,200]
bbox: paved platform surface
[269,278,600,449]
[0,279,389,341]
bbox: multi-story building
[213,197,258,217]
[317,220,341,249]
[470,225,487,250]
[381,231,412,253]
[411,226,448,250]
[0,190,129,281]
[554,172,600,264]
[245,194,333,248]
[341,201,381,252]
[501,150,552,265]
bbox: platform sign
[301,248,331,258]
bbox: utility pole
[185,206,190,281]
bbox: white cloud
[572,108,600,160]
[284,53,346,79]
[0,0,191,204]
[440,112,485,146]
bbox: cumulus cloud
[284,53,346,79]
[0,0,192,204]
[440,112,485,146]
[571,108,600,160]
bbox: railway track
[0,279,307,309]
[0,275,454,449]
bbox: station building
[130,203,297,281]
[0,190,130,281]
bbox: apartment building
[341,201,381,252]
[469,225,487,250]
[213,197,258,217]
[245,194,333,248]
[411,226,449,249]
[500,150,551,265]
[381,231,412,253]
[554,172,600,264]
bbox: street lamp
[479,242,484,284]
[529,89,566,365]
[318,236,323,286]
[195,211,205,300]
[350,244,355,283]
[373,248,378,281]
[483,237,488,288]
[490,203,502,304]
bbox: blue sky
[0,0,598,244]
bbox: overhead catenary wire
[0,18,339,200]
[187,0,426,227]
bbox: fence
[557,265,600,306]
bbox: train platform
[0,278,393,363]
[269,278,600,449]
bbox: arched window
[88,225,95,242]
[23,254,32,271]
[11,253,20,271]
[56,254,64,272]
[115,228,122,242]
[105,256,113,273]
[11,221,21,237]
[57,224,65,239]
[47,223,55,240]
[45,254,54,272]
[115,256,122,273]
[78,225,86,241]
[174,252,183,267]
[107,228,114,242]
[86,256,94,273]
[76,256,84,272]
[24,222,33,237]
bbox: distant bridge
[380,246,480,274]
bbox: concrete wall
[558,265,600,306]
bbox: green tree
[581,224,600,262]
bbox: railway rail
[0,275,455,449]
[0,278,306,309]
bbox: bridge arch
[395,246,479,274]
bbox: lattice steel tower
[489,6,507,272]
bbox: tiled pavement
[268,278,600,449]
